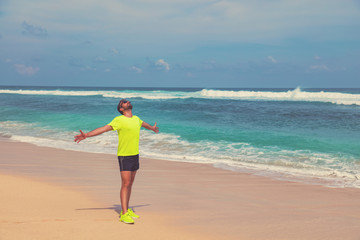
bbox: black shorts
[118,154,139,172]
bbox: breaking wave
[0,87,359,105]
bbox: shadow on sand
[76,204,151,214]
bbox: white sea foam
[0,89,192,100]
[10,134,117,155]
[102,91,192,99]
[199,87,360,106]
[2,120,360,188]
[0,89,103,96]
[1,88,359,105]
[138,129,360,188]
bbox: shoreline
[1,138,360,239]
[3,135,357,190]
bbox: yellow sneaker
[128,208,139,219]
[120,212,134,224]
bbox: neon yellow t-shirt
[107,115,143,156]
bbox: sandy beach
[1,138,360,240]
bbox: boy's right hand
[74,130,87,143]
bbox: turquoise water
[1,86,359,188]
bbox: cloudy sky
[1,0,360,88]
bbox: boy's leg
[127,171,137,207]
[120,171,132,214]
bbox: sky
[1,0,360,88]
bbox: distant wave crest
[199,87,360,106]
[0,88,359,105]
[0,89,191,99]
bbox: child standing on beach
[74,99,159,224]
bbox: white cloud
[2,0,359,52]
[105,68,111,72]
[4,0,359,44]
[156,59,170,71]
[131,66,143,73]
[314,55,321,60]
[111,48,120,55]
[81,66,96,71]
[95,56,107,62]
[21,21,47,38]
[14,64,39,75]
[310,64,330,71]
[267,56,277,63]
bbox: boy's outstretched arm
[74,125,113,143]
[141,122,159,133]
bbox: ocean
[0,86,359,188]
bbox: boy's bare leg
[120,171,133,214]
[127,171,137,208]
